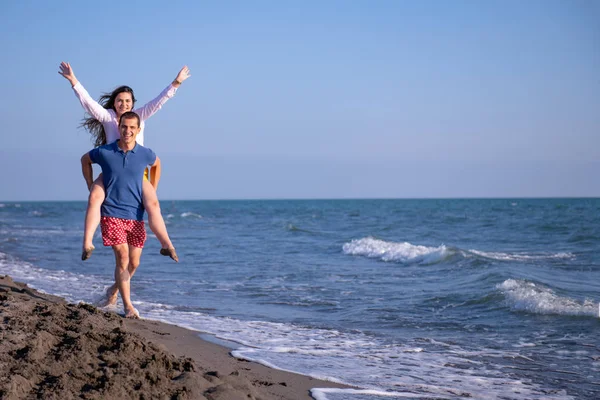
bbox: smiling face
[119,116,141,146]
[114,92,134,117]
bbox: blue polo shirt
[89,141,156,221]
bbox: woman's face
[114,92,134,116]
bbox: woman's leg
[82,175,105,260]
[142,180,178,262]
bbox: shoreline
[0,275,351,399]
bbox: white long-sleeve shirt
[72,82,177,145]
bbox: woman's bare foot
[124,307,140,319]
[160,248,179,262]
[81,245,95,261]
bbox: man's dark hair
[119,111,141,128]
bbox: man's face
[119,117,141,145]
[115,92,133,116]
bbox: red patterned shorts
[100,216,147,248]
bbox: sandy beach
[0,275,349,400]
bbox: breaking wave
[497,279,597,317]
[342,237,450,264]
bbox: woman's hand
[172,66,191,87]
[58,62,78,87]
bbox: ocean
[0,198,598,399]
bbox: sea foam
[0,252,108,304]
[181,212,202,218]
[470,250,574,262]
[343,237,448,263]
[498,279,597,317]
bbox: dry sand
[0,275,350,399]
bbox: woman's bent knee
[88,184,106,204]
[142,181,161,210]
[146,200,161,213]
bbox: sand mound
[0,276,269,400]
[0,289,206,399]
[0,275,350,399]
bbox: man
[81,111,161,319]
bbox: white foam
[470,249,574,262]
[311,388,422,399]
[180,212,202,218]
[0,228,77,236]
[0,252,109,304]
[343,237,448,263]
[498,279,597,316]
[142,304,573,400]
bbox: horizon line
[1,196,599,203]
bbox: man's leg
[142,180,178,262]
[98,261,139,307]
[112,243,139,319]
[128,245,142,277]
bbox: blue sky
[0,0,598,200]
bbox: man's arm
[81,153,94,191]
[149,156,161,190]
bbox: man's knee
[116,257,129,270]
[113,246,129,268]
[129,258,140,271]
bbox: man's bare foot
[124,307,140,319]
[81,246,95,261]
[160,248,179,262]
[96,286,118,308]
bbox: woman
[59,62,190,262]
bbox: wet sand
[0,275,350,399]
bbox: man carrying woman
[81,111,158,318]
[59,62,190,262]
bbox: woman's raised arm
[58,61,79,87]
[59,61,112,123]
[134,66,191,121]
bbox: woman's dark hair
[80,86,136,147]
